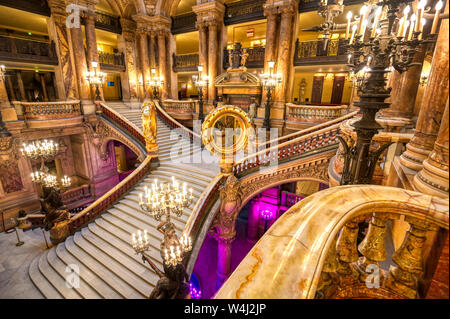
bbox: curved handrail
[97,101,145,145]
[154,99,201,144]
[234,120,343,176]
[215,185,449,299]
[67,102,154,234]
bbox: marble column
[0,72,10,108]
[70,26,95,113]
[216,237,233,289]
[275,8,294,107]
[208,22,218,103]
[400,3,449,173]
[6,77,16,101]
[120,18,139,103]
[414,99,449,197]
[149,32,157,72]
[247,200,260,243]
[157,31,169,100]
[84,11,104,101]
[47,0,78,100]
[264,10,278,72]
[16,70,26,101]
[39,74,49,102]
[382,45,427,121]
[138,29,151,99]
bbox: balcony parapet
[0,35,58,65]
[173,53,199,72]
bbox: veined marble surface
[215,185,449,299]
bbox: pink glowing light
[189,283,202,299]
[260,210,274,220]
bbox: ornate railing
[299,0,366,12]
[281,191,303,207]
[97,102,145,146]
[286,103,349,123]
[223,46,265,69]
[233,121,342,177]
[68,102,153,233]
[94,10,121,34]
[61,184,93,208]
[294,39,347,66]
[162,99,196,114]
[224,0,265,25]
[99,51,125,70]
[155,100,201,144]
[0,35,58,65]
[19,101,82,120]
[173,53,199,72]
[171,12,197,34]
[68,155,153,233]
[215,185,449,299]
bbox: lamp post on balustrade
[193,65,208,124]
[86,61,105,102]
[148,68,164,102]
[0,65,11,137]
[260,61,282,130]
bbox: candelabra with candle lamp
[260,61,282,130]
[340,0,436,185]
[193,65,208,123]
[86,61,105,101]
[148,68,164,101]
[131,176,193,298]
[0,64,12,138]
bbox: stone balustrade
[286,103,349,123]
[162,99,196,114]
[16,100,82,121]
[215,185,449,299]
[0,35,58,65]
[61,184,94,209]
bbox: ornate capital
[121,18,137,39]
[193,0,225,28]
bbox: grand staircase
[28,102,219,299]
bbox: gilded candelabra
[148,68,164,101]
[193,65,209,123]
[260,61,282,130]
[339,0,436,185]
[86,61,105,101]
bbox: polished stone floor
[0,228,49,299]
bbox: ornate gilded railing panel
[99,51,125,69]
[0,35,58,65]
[223,46,265,69]
[19,101,82,120]
[173,53,199,72]
[224,0,265,25]
[215,185,449,299]
[171,12,197,34]
[93,10,121,34]
[162,99,196,114]
[294,39,347,65]
[286,103,348,123]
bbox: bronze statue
[142,221,190,299]
[142,101,158,152]
[40,186,70,231]
[228,43,246,70]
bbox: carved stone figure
[214,175,243,240]
[248,98,258,125]
[228,43,244,70]
[240,48,249,69]
[142,101,158,153]
[143,220,189,299]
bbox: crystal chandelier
[131,229,150,254]
[163,233,192,267]
[61,175,72,188]
[20,139,59,160]
[139,177,194,221]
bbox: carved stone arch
[123,2,138,19]
[155,0,178,16]
[97,0,123,16]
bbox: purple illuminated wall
[191,181,329,298]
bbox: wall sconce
[420,73,429,86]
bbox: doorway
[311,76,324,104]
[330,75,345,104]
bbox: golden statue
[142,101,158,154]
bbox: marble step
[72,232,149,298]
[38,251,82,299]
[158,163,217,180]
[55,243,120,298]
[65,236,143,299]
[29,254,62,299]
[47,247,101,299]
[89,221,163,269]
[80,228,157,288]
